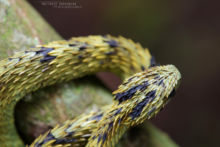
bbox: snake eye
[168,89,176,98]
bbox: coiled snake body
[0,35,181,147]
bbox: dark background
[28,0,220,146]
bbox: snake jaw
[143,64,181,120]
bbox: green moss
[0,0,61,60]
[15,76,113,143]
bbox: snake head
[113,64,181,125]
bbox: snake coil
[0,35,181,147]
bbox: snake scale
[0,35,181,147]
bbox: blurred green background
[28,0,220,146]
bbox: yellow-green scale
[0,35,151,147]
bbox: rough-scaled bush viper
[0,35,181,147]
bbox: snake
[0,35,181,147]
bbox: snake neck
[86,103,129,147]
[0,35,152,146]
